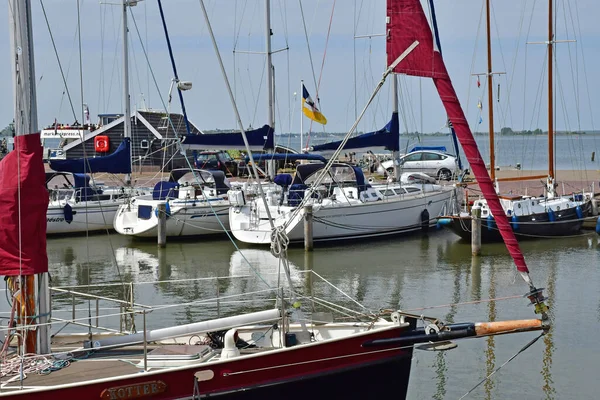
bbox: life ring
[94,135,110,152]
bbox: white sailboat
[114,168,233,237]
[43,1,139,235]
[228,12,456,245]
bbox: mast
[265,0,275,178]
[122,0,132,184]
[547,0,554,181]
[485,0,495,182]
[265,0,274,130]
[392,74,400,181]
[8,0,50,354]
[300,80,304,152]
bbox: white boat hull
[47,201,121,234]
[229,186,455,244]
[114,198,230,238]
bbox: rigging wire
[38,0,78,122]
[458,332,545,400]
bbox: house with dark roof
[42,110,202,170]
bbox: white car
[377,150,459,181]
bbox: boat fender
[63,203,73,224]
[421,209,430,232]
[576,205,583,219]
[596,216,600,235]
[221,329,240,359]
[486,215,495,231]
[437,218,452,226]
[154,202,171,219]
[547,209,556,222]
[511,215,519,231]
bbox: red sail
[387,0,530,277]
[0,133,48,275]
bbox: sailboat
[439,0,593,242]
[0,0,548,398]
[228,6,456,245]
[40,1,140,235]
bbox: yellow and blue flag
[302,84,327,125]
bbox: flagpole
[300,80,303,152]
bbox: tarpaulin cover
[0,133,48,275]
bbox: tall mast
[10,0,38,135]
[122,0,132,184]
[547,0,554,180]
[8,0,50,354]
[486,0,495,182]
[392,75,400,181]
[265,0,274,130]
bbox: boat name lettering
[100,380,167,400]
[47,217,65,223]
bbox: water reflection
[433,261,463,400]
[484,262,497,400]
[541,259,556,400]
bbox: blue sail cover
[246,153,326,163]
[180,125,274,151]
[311,113,400,153]
[409,146,447,153]
[49,138,132,174]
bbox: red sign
[100,380,167,399]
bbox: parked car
[377,150,459,181]
[195,151,238,177]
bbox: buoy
[510,216,519,230]
[486,215,495,231]
[421,209,430,232]
[548,209,556,222]
[576,205,583,219]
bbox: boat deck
[0,345,212,392]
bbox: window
[403,153,422,162]
[140,139,149,149]
[405,187,420,193]
[421,152,442,161]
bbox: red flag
[0,133,48,275]
[477,76,481,88]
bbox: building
[41,110,202,170]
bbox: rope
[458,332,545,399]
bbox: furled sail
[310,113,400,154]
[0,133,48,275]
[49,137,132,174]
[387,0,531,283]
[180,125,274,151]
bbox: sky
[2,0,600,136]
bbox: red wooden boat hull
[5,324,413,399]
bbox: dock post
[157,203,167,248]
[471,206,482,256]
[304,205,313,252]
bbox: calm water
[278,134,600,171]
[38,229,600,399]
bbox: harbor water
[42,229,600,399]
[279,134,600,172]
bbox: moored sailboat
[439,0,593,242]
